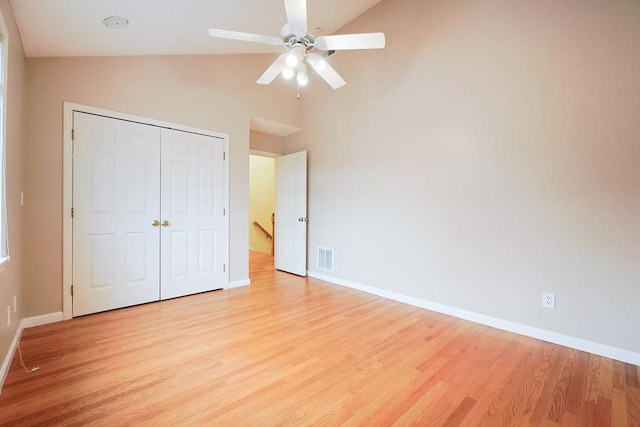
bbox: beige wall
[285,0,640,354]
[249,155,275,254]
[23,54,302,317]
[250,130,286,154]
[0,0,25,380]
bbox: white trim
[228,279,250,289]
[62,105,73,320]
[0,9,10,260]
[21,312,64,328]
[63,102,230,320]
[308,271,640,366]
[0,312,64,393]
[0,322,21,394]
[0,10,14,395]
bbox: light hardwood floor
[1,251,638,426]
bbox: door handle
[152,220,160,227]
[162,220,170,227]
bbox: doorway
[249,153,276,256]
[248,128,307,277]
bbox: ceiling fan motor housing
[282,29,316,50]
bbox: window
[0,12,8,263]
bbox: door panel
[89,234,114,288]
[198,230,216,273]
[126,232,149,283]
[275,151,308,276]
[73,112,161,316]
[160,128,226,299]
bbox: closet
[71,112,227,316]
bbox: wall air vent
[317,247,334,272]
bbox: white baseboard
[21,312,64,329]
[228,279,251,289]
[308,271,640,366]
[0,324,23,394]
[0,311,65,393]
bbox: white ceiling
[10,0,383,58]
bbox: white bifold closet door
[72,112,225,317]
[160,128,226,299]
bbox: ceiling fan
[208,0,385,89]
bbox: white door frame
[62,102,230,320]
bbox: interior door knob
[162,220,170,227]
[152,220,160,227]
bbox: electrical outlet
[6,306,11,327]
[542,292,555,309]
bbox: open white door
[275,151,307,276]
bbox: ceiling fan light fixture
[286,45,305,68]
[282,67,295,79]
[285,53,298,68]
[296,62,309,86]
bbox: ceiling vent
[103,16,129,29]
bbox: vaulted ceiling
[10,0,382,58]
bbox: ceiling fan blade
[315,33,386,51]
[208,28,283,46]
[284,0,307,36]
[306,54,346,89]
[257,54,289,85]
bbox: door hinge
[223,152,226,161]
[71,285,74,296]
[71,207,74,218]
[71,129,75,140]
[223,264,226,273]
[223,208,226,216]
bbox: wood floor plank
[628,386,640,427]
[565,349,588,415]
[627,363,640,388]
[479,342,556,426]
[0,251,637,426]
[613,387,629,427]
[441,396,477,427]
